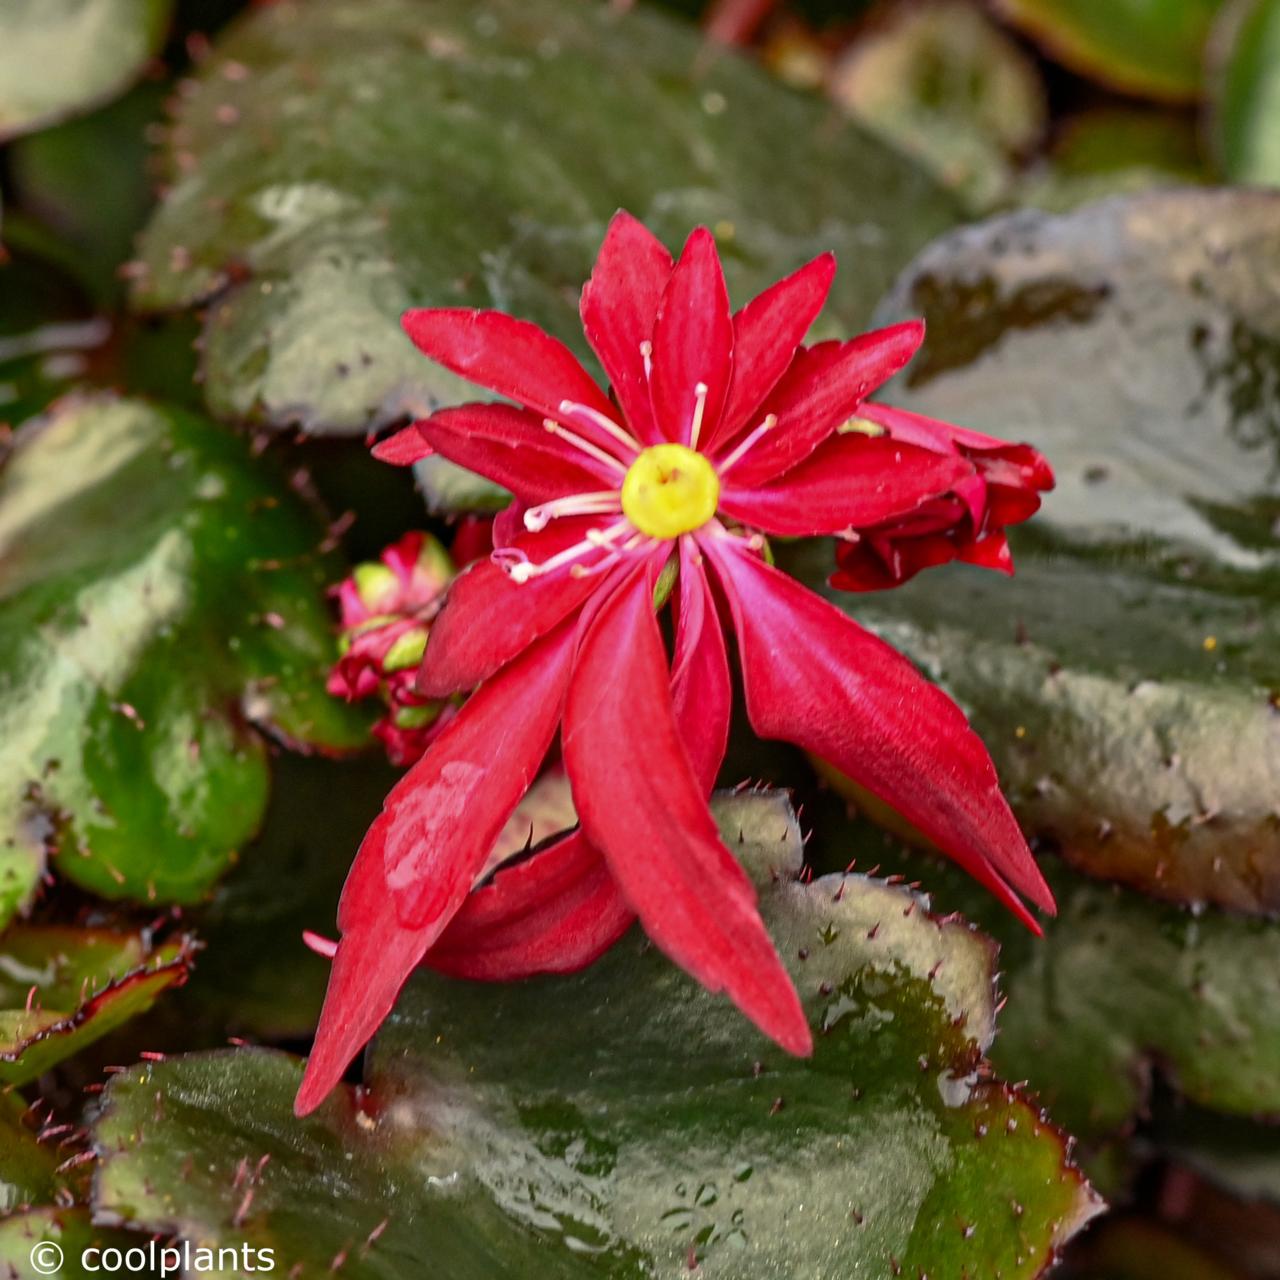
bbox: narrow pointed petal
[723,322,924,487]
[708,253,836,451]
[671,540,731,792]
[294,845,432,1115]
[383,622,576,928]
[563,563,811,1055]
[428,829,634,979]
[649,227,734,445]
[418,404,616,501]
[705,540,1055,927]
[581,211,673,446]
[299,626,575,1113]
[401,308,620,438]
[419,518,610,696]
[719,434,974,537]
[371,423,432,465]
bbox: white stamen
[523,491,622,532]
[716,413,778,475]
[639,340,653,380]
[687,381,709,450]
[543,418,628,474]
[558,400,641,456]
[500,518,633,583]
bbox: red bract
[295,211,1055,1115]
[327,532,456,766]
[830,403,1053,591]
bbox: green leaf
[0,1096,59,1213]
[91,792,1098,1277]
[808,811,1280,1155]
[0,394,368,925]
[0,1208,151,1280]
[806,188,1280,913]
[0,0,174,142]
[0,925,191,1087]
[8,83,165,307]
[992,0,1225,103]
[829,1,1046,213]
[131,0,959,436]
[1210,0,1280,185]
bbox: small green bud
[353,562,398,609]
[394,701,442,729]
[382,627,429,672]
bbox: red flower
[830,404,1054,591]
[295,212,1054,1115]
[328,532,456,766]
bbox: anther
[640,340,653,380]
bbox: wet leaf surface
[0,394,367,925]
[0,925,191,1087]
[91,792,1098,1279]
[805,816,1280,1154]
[0,0,173,142]
[132,0,959,435]
[807,189,1280,912]
[992,0,1224,102]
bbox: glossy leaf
[131,0,959,435]
[1211,0,1280,185]
[993,0,1225,103]
[0,925,192,1087]
[91,793,1098,1278]
[0,0,173,142]
[817,189,1280,913]
[808,813,1280,1155]
[0,395,368,925]
[830,1,1046,212]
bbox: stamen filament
[500,518,633,583]
[716,413,778,475]
[523,491,623,532]
[543,419,628,475]
[558,400,641,456]
[640,340,653,381]
[687,382,709,450]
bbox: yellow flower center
[620,443,720,539]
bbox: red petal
[708,253,836,451]
[385,622,575,930]
[705,540,1055,927]
[401,307,618,433]
[724,322,924,486]
[580,211,673,446]
[418,403,616,501]
[297,623,575,1114]
[719,434,974,537]
[428,829,634,979]
[371,423,432,465]
[562,563,811,1055]
[648,227,734,446]
[419,519,608,697]
[671,541,731,792]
